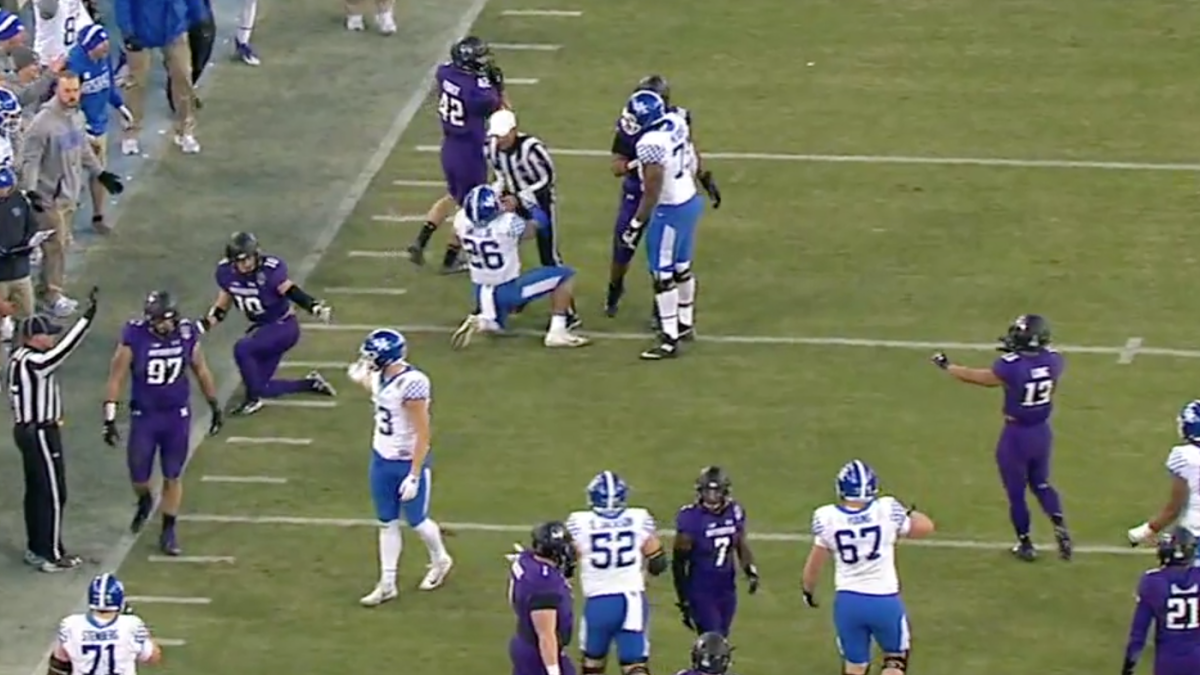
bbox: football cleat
[306,371,337,396]
[1054,526,1073,561]
[121,138,140,156]
[640,341,678,360]
[40,555,83,573]
[234,40,260,66]
[544,332,590,348]
[230,398,265,416]
[679,323,696,342]
[376,11,397,35]
[418,556,454,590]
[360,583,397,607]
[1010,540,1037,562]
[159,529,181,557]
[345,14,366,31]
[130,494,153,534]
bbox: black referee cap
[19,314,62,339]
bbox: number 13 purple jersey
[991,349,1064,425]
[214,255,291,326]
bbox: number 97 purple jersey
[991,349,1064,425]
[123,318,198,413]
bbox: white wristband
[629,218,643,231]
[627,159,641,171]
[545,666,560,675]
[103,401,117,422]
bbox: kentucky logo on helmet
[836,459,879,501]
[587,470,629,517]
[463,185,501,227]
[361,328,407,368]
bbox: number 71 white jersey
[34,0,94,65]
[58,613,154,675]
[811,497,911,595]
[566,508,656,598]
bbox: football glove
[311,302,332,323]
[97,171,124,195]
[484,63,505,92]
[102,420,120,446]
[207,398,223,436]
[744,564,760,594]
[930,352,949,369]
[1127,522,1154,546]
[698,170,722,209]
[504,542,525,562]
[802,588,819,608]
[675,601,697,632]
[620,219,644,249]
[398,473,420,501]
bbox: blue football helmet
[463,185,501,227]
[88,573,126,612]
[0,88,20,138]
[587,470,628,516]
[621,90,667,136]
[1178,400,1200,443]
[361,328,407,368]
[836,460,879,501]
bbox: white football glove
[347,359,373,386]
[1128,522,1155,546]
[312,302,332,323]
[620,218,644,249]
[504,542,525,562]
[398,473,420,501]
[516,189,539,211]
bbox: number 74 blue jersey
[811,497,911,596]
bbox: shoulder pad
[1001,353,1020,362]
[677,503,694,514]
[128,319,145,327]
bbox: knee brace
[882,651,909,673]
[673,268,693,284]
[652,277,675,294]
[620,664,650,675]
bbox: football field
[101,1,1200,674]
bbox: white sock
[413,519,449,562]
[655,286,680,340]
[677,273,696,326]
[378,522,402,586]
[237,0,257,43]
[548,314,567,335]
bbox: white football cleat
[174,134,201,154]
[346,14,365,31]
[359,583,397,607]
[376,11,397,35]
[418,557,453,590]
[544,332,591,348]
[121,138,140,156]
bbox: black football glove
[24,190,45,213]
[743,564,760,594]
[802,588,819,608]
[1121,659,1135,675]
[675,601,697,632]
[207,398,223,436]
[930,352,949,369]
[102,420,119,446]
[97,171,124,195]
[698,170,721,209]
[484,62,505,92]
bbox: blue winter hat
[0,12,24,42]
[79,25,108,53]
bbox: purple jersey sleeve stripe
[637,142,667,165]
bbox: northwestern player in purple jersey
[102,291,223,555]
[673,467,758,637]
[407,36,509,274]
[508,521,578,675]
[1123,527,1200,675]
[676,632,734,675]
[197,232,337,416]
[604,75,721,321]
[931,314,1072,562]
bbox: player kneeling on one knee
[449,185,589,350]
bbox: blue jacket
[114,0,209,49]
[65,45,124,137]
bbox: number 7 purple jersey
[991,349,1064,425]
[214,254,292,326]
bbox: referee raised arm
[10,286,98,572]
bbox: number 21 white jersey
[1167,443,1200,535]
[566,508,656,597]
[371,366,431,461]
[811,497,911,596]
[635,112,697,207]
[452,209,524,287]
[58,613,155,675]
[35,0,94,65]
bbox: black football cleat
[306,371,337,396]
[1054,526,1073,561]
[130,494,153,534]
[230,398,264,416]
[1010,539,1037,562]
[640,340,678,361]
[39,554,82,573]
[405,244,425,266]
[679,323,696,342]
[159,528,181,556]
[604,301,619,318]
[440,258,469,275]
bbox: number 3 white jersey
[35,0,94,65]
[452,209,524,287]
[811,497,911,596]
[1167,444,1200,535]
[635,112,697,207]
[371,366,431,461]
[58,613,154,675]
[566,508,656,598]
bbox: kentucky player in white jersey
[802,460,936,675]
[566,471,668,675]
[618,90,705,360]
[35,0,94,65]
[448,184,589,350]
[51,574,161,675]
[1128,400,1200,560]
[347,328,453,606]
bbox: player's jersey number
[670,144,688,179]
[438,92,466,127]
[833,525,882,565]
[64,17,77,47]
[1166,596,1200,630]
[461,239,505,270]
[711,535,732,567]
[81,643,117,675]
[146,357,184,386]
[1021,380,1054,407]
[376,407,393,436]
[590,530,637,569]
[232,295,264,317]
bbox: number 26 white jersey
[35,0,94,65]
[1167,443,1200,535]
[57,613,155,675]
[566,508,656,597]
[452,209,525,287]
[811,497,911,596]
[635,111,697,207]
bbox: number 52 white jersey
[58,613,155,675]
[811,496,911,596]
[34,0,95,65]
[566,508,656,598]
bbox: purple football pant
[441,138,488,205]
[995,422,1064,537]
[510,637,577,675]
[611,191,641,266]
[127,409,191,483]
[689,590,737,636]
[234,315,308,399]
[1155,654,1200,675]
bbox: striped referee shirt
[7,316,92,424]
[487,133,556,207]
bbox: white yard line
[348,250,407,258]
[157,639,187,647]
[281,361,351,369]
[126,596,212,605]
[491,43,562,51]
[301,323,1200,360]
[147,555,235,564]
[201,476,289,484]
[179,514,1146,556]
[501,9,582,16]
[225,436,313,445]
[392,179,441,187]
[411,144,1200,172]
[322,287,408,296]
[1118,337,1144,365]
[262,400,337,408]
[371,214,425,223]
[506,78,540,85]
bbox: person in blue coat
[114,0,208,157]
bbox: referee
[10,286,98,572]
[485,110,577,326]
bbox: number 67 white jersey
[811,497,911,595]
[56,613,156,675]
[34,0,95,65]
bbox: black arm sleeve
[528,592,561,611]
[611,130,635,160]
[671,550,690,601]
[284,285,319,312]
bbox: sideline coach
[9,286,98,572]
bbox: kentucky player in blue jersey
[676,632,734,675]
[803,460,935,675]
[605,75,720,322]
[1123,527,1200,675]
[348,329,453,606]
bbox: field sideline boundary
[413,144,1200,172]
[180,514,1149,556]
[300,323,1183,363]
